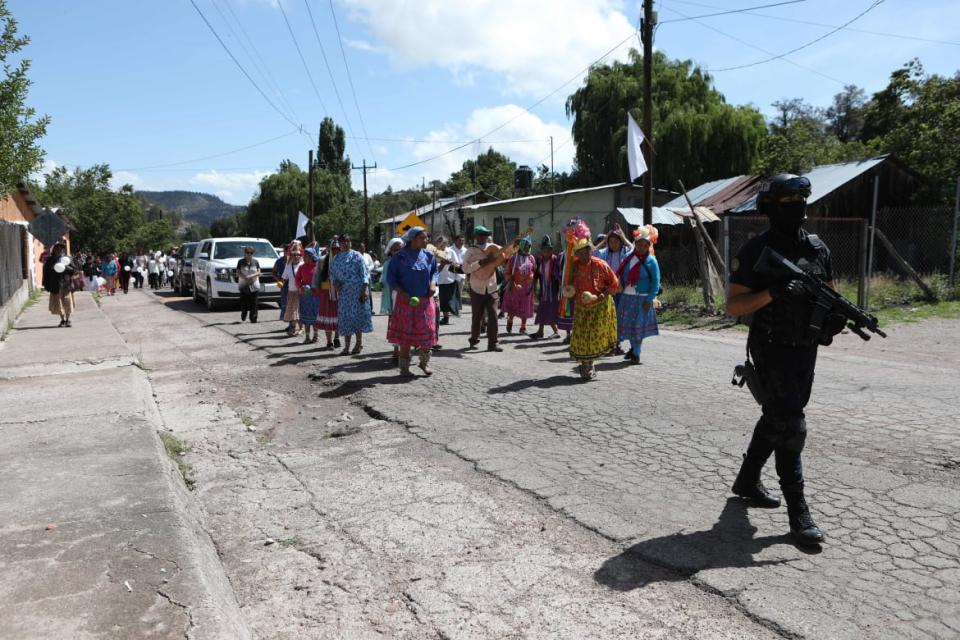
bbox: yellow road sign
[396,212,428,236]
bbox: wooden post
[864,175,879,309]
[686,216,715,311]
[679,180,725,280]
[873,227,938,301]
[857,219,869,309]
[950,176,959,289]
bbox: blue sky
[11,0,960,204]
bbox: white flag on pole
[295,211,309,239]
[627,112,647,182]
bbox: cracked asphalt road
[102,290,960,639]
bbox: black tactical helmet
[756,173,811,214]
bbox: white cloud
[366,104,574,194]
[189,169,271,204]
[341,0,637,96]
[345,37,382,53]
[111,171,144,190]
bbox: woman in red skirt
[311,238,341,350]
[385,227,439,376]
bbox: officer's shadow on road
[487,375,584,394]
[594,499,797,591]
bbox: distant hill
[136,190,244,227]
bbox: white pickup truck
[192,237,282,310]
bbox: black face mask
[768,200,807,237]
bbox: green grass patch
[240,413,256,428]
[159,431,195,490]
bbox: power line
[188,0,307,135]
[662,6,848,85]
[115,129,299,172]
[668,0,960,47]
[303,0,358,142]
[378,27,641,173]
[216,0,303,124]
[658,0,806,24]
[277,0,331,118]
[346,136,553,145]
[710,0,886,72]
[327,0,377,163]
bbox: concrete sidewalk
[0,293,247,639]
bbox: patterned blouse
[573,256,620,297]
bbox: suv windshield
[182,243,198,258]
[213,241,275,260]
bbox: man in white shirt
[462,226,517,352]
[359,242,375,314]
[449,235,466,316]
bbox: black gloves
[770,279,811,300]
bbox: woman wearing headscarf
[281,241,303,336]
[532,235,560,339]
[330,234,373,355]
[297,247,320,344]
[42,243,78,327]
[594,224,633,354]
[379,237,404,363]
[616,225,661,363]
[312,237,341,350]
[380,238,404,316]
[274,245,289,320]
[565,222,620,380]
[386,227,439,376]
[501,236,536,334]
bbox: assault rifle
[756,246,887,342]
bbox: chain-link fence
[0,222,26,307]
[723,216,869,281]
[873,206,957,275]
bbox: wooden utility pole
[352,159,377,247]
[308,149,315,242]
[642,0,655,226]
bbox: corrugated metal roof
[695,175,761,213]
[617,206,719,227]
[379,191,485,224]
[731,155,889,213]
[464,183,628,210]
[662,176,746,209]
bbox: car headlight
[215,267,234,282]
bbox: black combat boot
[731,454,781,508]
[781,481,824,547]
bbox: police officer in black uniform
[727,173,833,547]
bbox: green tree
[446,148,516,198]
[755,98,877,175]
[565,49,766,190]
[317,116,351,181]
[245,160,359,244]
[35,165,148,254]
[210,213,243,237]
[825,85,867,143]
[123,219,174,253]
[866,60,960,201]
[180,223,209,243]
[0,1,49,195]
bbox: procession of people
[260,216,661,381]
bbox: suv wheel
[205,279,218,311]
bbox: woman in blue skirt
[615,225,661,364]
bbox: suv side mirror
[198,252,209,259]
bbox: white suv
[193,237,282,310]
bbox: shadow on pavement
[595,499,796,591]
[487,374,584,394]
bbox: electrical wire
[303,0,358,141]
[188,0,308,135]
[216,0,303,124]
[709,0,885,72]
[327,0,376,162]
[377,28,641,173]
[662,5,848,85]
[346,136,553,145]
[277,0,331,118]
[658,0,806,24]
[114,129,300,172]
[667,0,960,47]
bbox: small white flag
[627,112,648,182]
[295,211,310,239]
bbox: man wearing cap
[462,226,517,352]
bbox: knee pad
[780,418,807,453]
